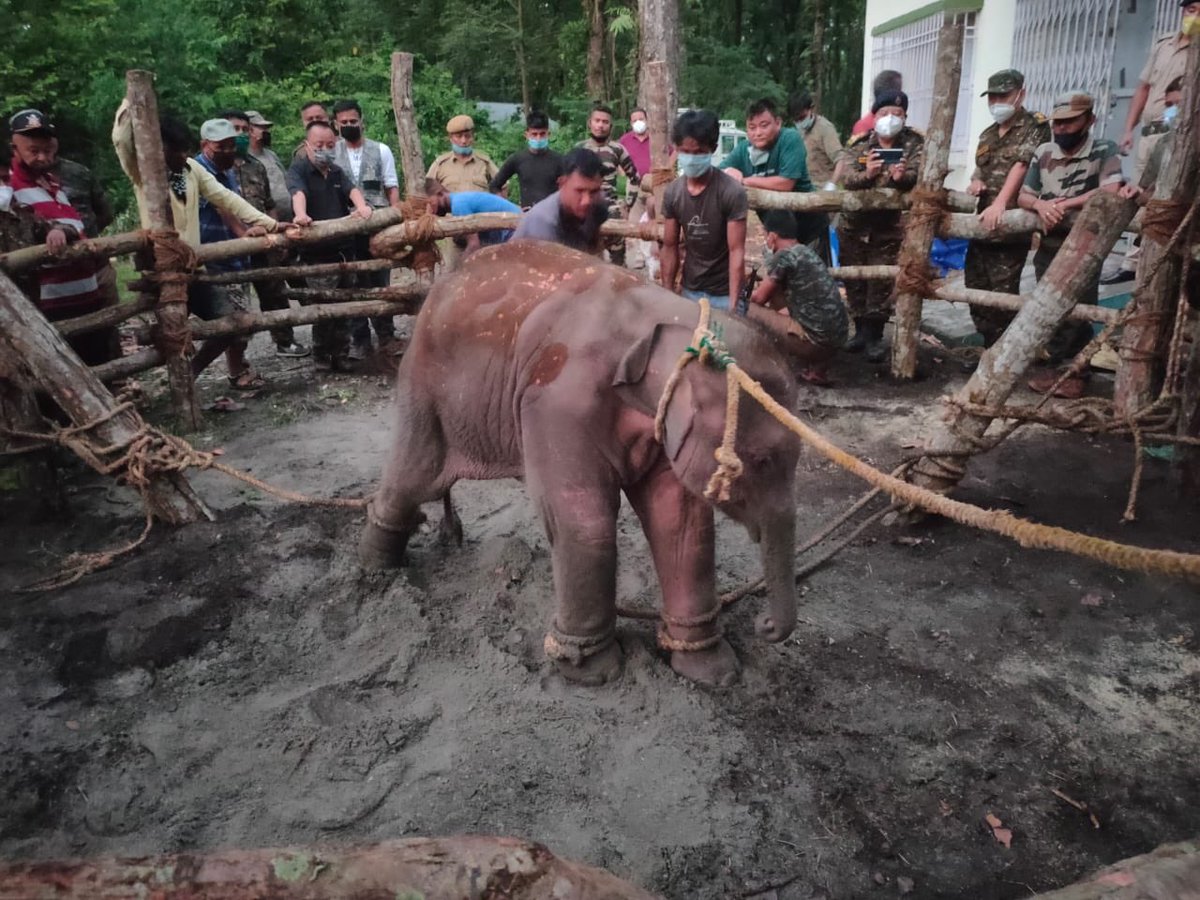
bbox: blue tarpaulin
[931,238,969,276]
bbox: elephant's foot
[667,636,740,688]
[357,505,424,570]
[544,625,623,686]
[437,497,464,547]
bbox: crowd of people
[2,1,1192,397]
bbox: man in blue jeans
[660,110,748,310]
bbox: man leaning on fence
[964,69,1050,348]
[1017,91,1124,399]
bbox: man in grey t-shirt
[512,147,608,255]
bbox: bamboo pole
[91,291,426,382]
[910,190,1138,493]
[891,17,964,379]
[0,230,149,274]
[0,270,211,523]
[125,70,200,430]
[195,257,397,284]
[390,52,426,199]
[0,836,658,900]
[1115,40,1200,416]
[744,186,976,214]
[56,295,156,337]
[933,284,1117,324]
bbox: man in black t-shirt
[287,121,373,370]
[661,110,749,310]
[489,110,563,208]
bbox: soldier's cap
[871,91,908,114]
[981,69,1025,97]
[244,110,273,127]
[9,109,54,136]
[1050,91,1094,121]
[199,118,239,142]
[446,114,475,135]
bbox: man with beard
[512,147,608,255]
[577,105,639,265]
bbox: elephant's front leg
[626,459,739,687]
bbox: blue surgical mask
[1163,104,1179,126]
[678,152,712,178]
[528,137,549,151]
[451,143,473,155]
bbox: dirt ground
[2,311,1199,899]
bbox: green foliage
[0,0,868,225]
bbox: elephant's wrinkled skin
[359,241,801,687]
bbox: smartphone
[872,148,904,165]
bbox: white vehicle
[714,119,747,167]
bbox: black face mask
[260,131,273,148]
[1053,129,1087,151]
[339,125,362,142]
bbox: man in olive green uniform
[964,69,1050,346]
[837,91,924,363]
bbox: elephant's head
[614,313,801,643]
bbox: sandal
[207,396,245,412]
[229,367,266,390]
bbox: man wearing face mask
[287,121,373,372]
[490,110,563,209]
[332,99,401,360]
[836,91,923,363]
[246,111,291,219]
[1018,91,1124,398]
[618,108,653,179]
[427,115,498,194]
[578,105,640,267]
[661,110,748,310]
[788,92,841,188]
[964,70,1050,347]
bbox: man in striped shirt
[8,109,116,365]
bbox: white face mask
[631,119,647,135]
[0,185,12,213]
[989,103,1017,125]
[748,146,770,166]
[875,114,904,138]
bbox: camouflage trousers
[305,272,353,361]
[837,225,901,324]
[964,239,1031,346]
[604,202,626,266]
[1034,239,1098,364]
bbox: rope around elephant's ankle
[367,501,410,534]
[543,622,615,666]
[659,605,722,628]
[656,627,722,653]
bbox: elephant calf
[359,241,802,687]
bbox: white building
[862,0,1182,189]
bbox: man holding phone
[836,91,924,363]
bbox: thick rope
[542,622,615,665]
[1140,198,1190,246]
[892,186,943,300]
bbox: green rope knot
[690,330,734,371]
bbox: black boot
[846,318,868,353]
[864,320,887,364]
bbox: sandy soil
[1,317,1198,899]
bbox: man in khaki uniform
[426,114,498,194]
[789,91,842,187]
[964,69,1050,346]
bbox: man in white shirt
[332,98,402,358]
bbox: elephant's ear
[612,323,694,460]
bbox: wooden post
[644,59,672,226]
[1177,317,1200,496]
[638,0,679,118]
[910,191,1139,493]
[125,69,200,431]
[890,17,964,379]
[0,836,658,899]
[1114,39,1200,416]
[0,271,210,524]
[390,52,426,199]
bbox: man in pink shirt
[617,108,652,177]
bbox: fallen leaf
[894,536,926,547]
[938,800,953,817]
[1080,593,1104,607]
[65,720,79,731]
[985,812,1013,848]
[897,875,915,895]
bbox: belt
[1141,122,1170,137]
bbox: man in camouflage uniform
[964,69,1050,346]
[836,90,924,363]
[1018,90,1124,397]
[221,110,308,357]
[577,105,639,266]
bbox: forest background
[1,0,866,224]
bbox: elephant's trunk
[754,510,797,642]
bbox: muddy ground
[1,311,1198,899]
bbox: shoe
[275,341,310,358]
[347,341,370,362]
[1028,368,1087,398]
[1100,269,1136,286]
[845,318,868,353]
[866,339,888,364]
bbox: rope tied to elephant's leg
[542,621,616,666]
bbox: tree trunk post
[1114,40,1200,416]
[1177,317,1200,497]
[910,191,1139,493]
[890,16,964,379]
[0,271,210,524]
[390,52,426,200]
[643,60,672,226]
[125,69,200,431]
[637,0,679,118]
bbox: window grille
[1011,0,1122,136]
[871,12,977,154]
[1155,0,1180,38]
